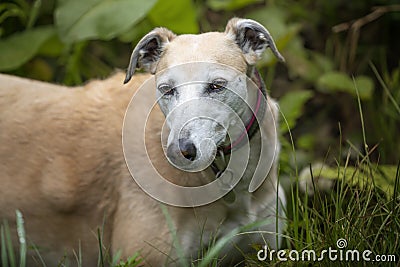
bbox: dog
[0,18,286,266]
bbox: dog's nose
[179,138,197,161]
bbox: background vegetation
[1,0,399,266]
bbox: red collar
[221,69,266,154]
[211,69,267,177]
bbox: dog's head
[124,18,283,172]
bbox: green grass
[1,210,26,267]
[241,75,399,266]
[0,215,143,267]
[1,161,399,267]
[260,162,400,266]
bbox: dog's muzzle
[178,138,197,161]
[167,138,197,162]
[166,135,218,172]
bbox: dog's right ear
[225,18,284,65]
[124,28,176,84]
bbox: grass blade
[3,220,16,267]
[198,219,274,267]
[97,228,105,267]
[73,240,82,267]
[369,62,400,115]
[26,0,41,29]
[15,210,26,267]
[31,243,47,267]
[111,250,122,267]
[1,225,9,267]
[160,204,186,267]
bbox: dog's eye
[158,83,174,96]
[208,79,227,92]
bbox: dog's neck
[211,67,267,176]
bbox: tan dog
[0,18,286,266]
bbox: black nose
[179,138,197,161]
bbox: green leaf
[118,17,153,43]
[279,90,314,133]
[37,34,64,57]
[281,50,334,88]
[0,3,27,25]
[297,133,315,150]
[301,164,399,199]
[26,0,42,29]
[247,6,288,38]
[148,0,199,34]
[312,52,334,73]
[0,26,55,71]
[317,72,374,99]
[55,0,157,43]
[285,40,322,82]
[354,75,374,100]
[317,71,353,94]
[206,0,263,11]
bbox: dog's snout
[179,138,197,161]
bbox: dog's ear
[225,18,284,65]
[124,28,176,84]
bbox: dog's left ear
[225,18,285,65]
[124,28,176,84]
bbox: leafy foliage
[148,0,198,33]
[113,252,143,267]
[207,0,263,11]
[317,71,374,99]
[279,90,313,133]
[54,0,157,43]
[0,25,55,70]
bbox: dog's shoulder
[0,72,151,213]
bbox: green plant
[0,0,199,84]
[113,252,143,267]
[1,210,27,267]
